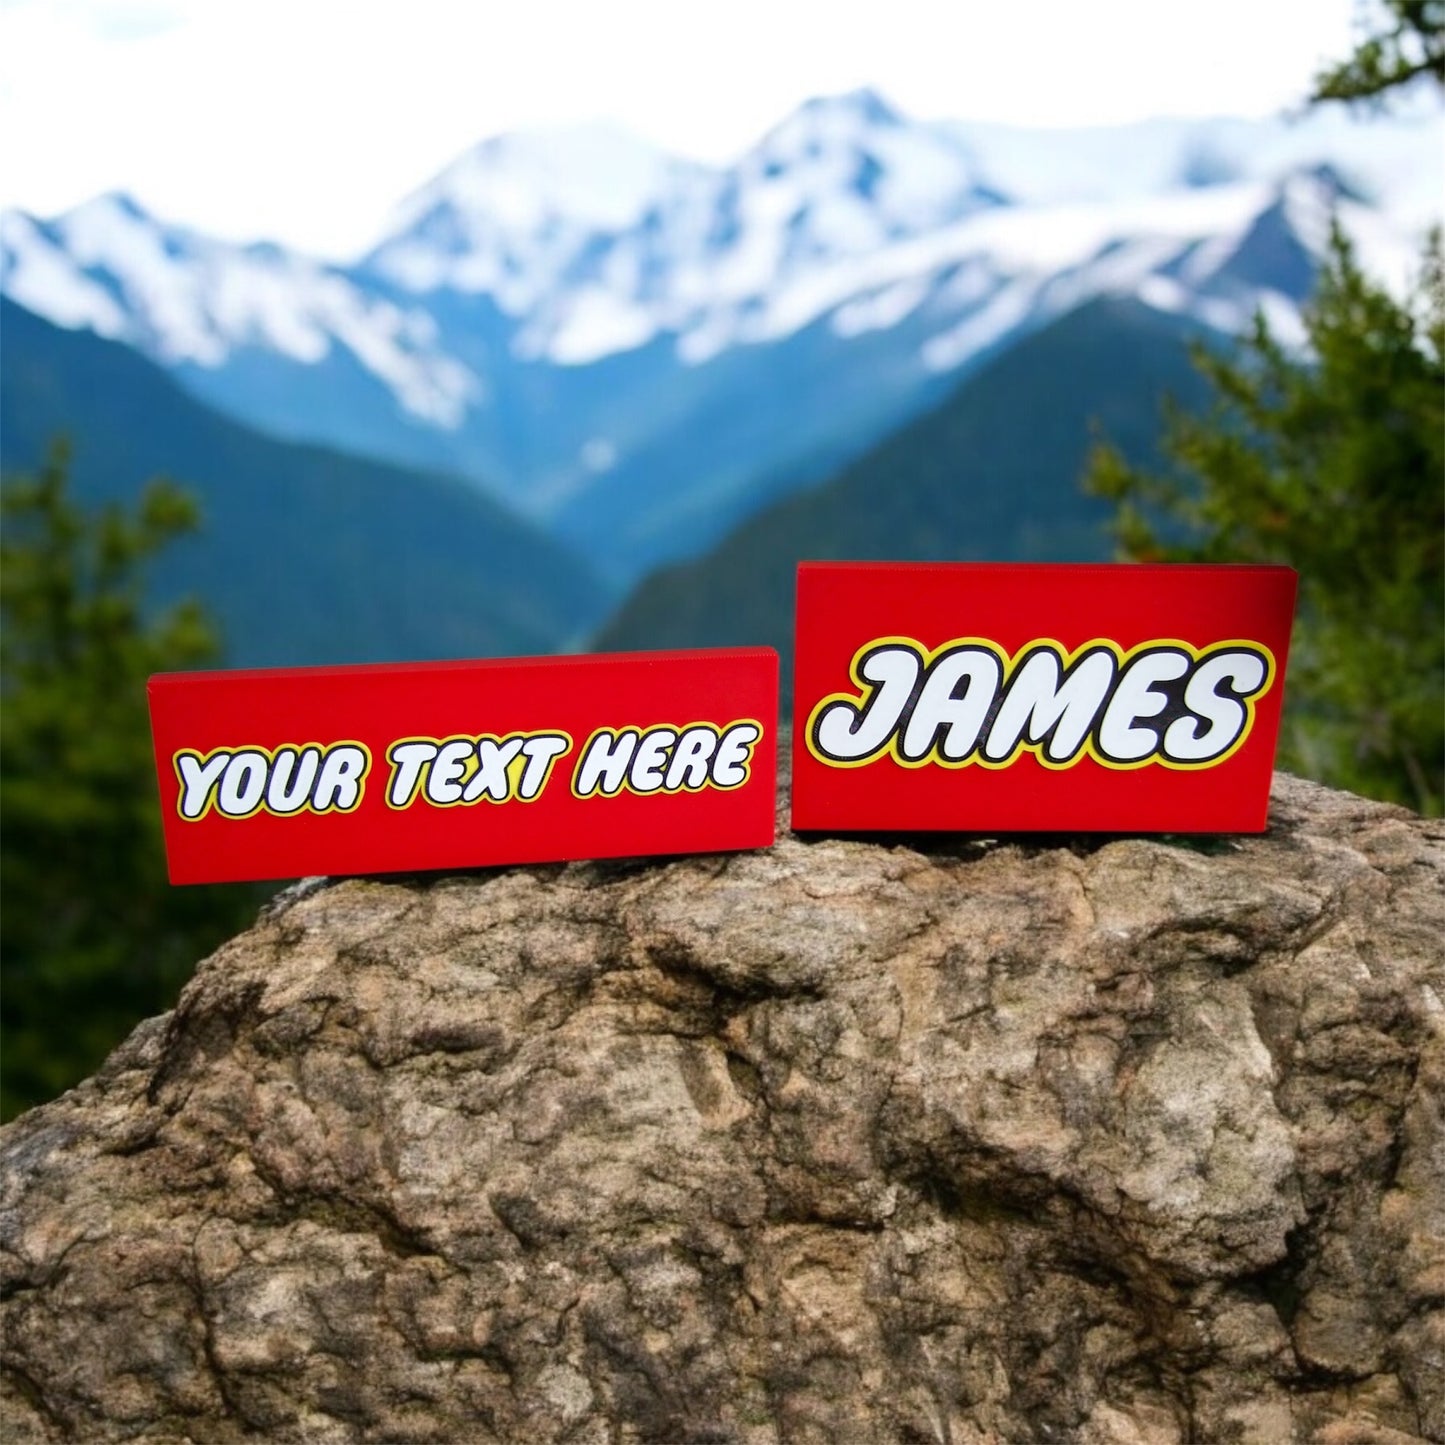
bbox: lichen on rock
[2,769,1442,1442]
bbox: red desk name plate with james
[791,563,1296,834]
[149,649,778,884]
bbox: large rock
[2,771,1442,1443]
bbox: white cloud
[0,0,1370,258]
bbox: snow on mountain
[509,89,1010,364]
[695,88,1004,268]
[1,193,480,426]
[8,93,1437,397]
[3,89,1438,564]
[363,90,1005,362]
[369,88,1437,373]
[0,211,130,336]
[943,94,1443,229]
[913,166,1375,368]
[937,98,1442,305]
[364,123,709,308]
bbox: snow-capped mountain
[364,122,710,309]
[4,88,1440,584]
[1,195,478,427]
[358,87,1437,373]
[501,90,1009,366]
[944,99,1441,229]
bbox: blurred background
[2,0,1441,1116]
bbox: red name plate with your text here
[149,648,778,884]
[792,563,1297,834]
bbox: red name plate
[791,562,1296,834]
[149,649,778,884]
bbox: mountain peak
[60,190,160,232]
[758,87,916,160]
[800,86,905,127]
[383,123,699,241]
[366,122,707,297]
[728,87,998,256]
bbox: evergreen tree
[1,442,262,1118]
[1312,0,1443,105]
[1085,4,1443,815]
[1085,228,1444,813]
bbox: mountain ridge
[594,294,1214,677]
[0,297,611,669]
[3,93,1438,584]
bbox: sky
[0,0,1375,258]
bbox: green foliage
[1086,229,1444,813]
[1312,1,1444,105]
[1,441,264,1119]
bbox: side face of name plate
[149,648,778,883]
[791,563,1296,834]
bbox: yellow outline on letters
[570,718,765,799]
[384,730,573,811]
[172,740,373,821]
[805,635,1275,773]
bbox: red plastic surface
[791,562,1296,834]
[149,649,778,884]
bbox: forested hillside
[1,298,610,668]
[596,296,1210,680]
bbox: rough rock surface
[2,770,1442,1444]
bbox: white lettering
[265,746,320,814]
[178,742,369,818]
[313,745,368,811]
[1166,650,1267,762]
[176,751,230,820]
[665,726,718,790]
[388,742,436,808]
[218,751,267,816]
[425,739,473,805]
[712,722,760,787]
[808,635,1276,773]
[389,732,571,807]
[629,729,675,793]
[573,721,761,796]
[517,735,570,800]
[574,730,639,797]
[464,735,525,803]
[1098,650,1191,762]
[984,648,1116,763]
[902,647,1002,762]
[813,645,921,761]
